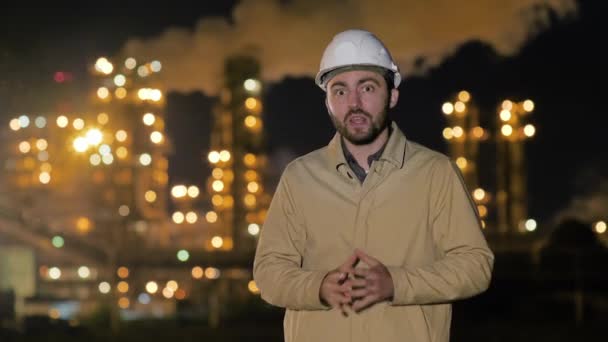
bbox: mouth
[346,114,370,128]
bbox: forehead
[326,69,385,88]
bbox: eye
[334,89,346,96]
[362,84,375,92]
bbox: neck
[343,127,389,170]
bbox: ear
[389,88,399,109]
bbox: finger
[353,268,371,279]
[352,295,376,312]
[346,278,367,288]
[354,249,379,267]
[326,270,347,284]
[339,253,359,272]
[350,287,369,299]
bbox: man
[253,29,494,342]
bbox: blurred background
[1,0,606,341]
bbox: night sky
[1,0,606,225]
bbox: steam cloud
[118,0,578,96]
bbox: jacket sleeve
[387,158,494,305]
[253,170,329,310]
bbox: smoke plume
[119,0,578,96]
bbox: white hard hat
[315,29,401,91]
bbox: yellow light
[477,205,488,218]
[211,195,223,207]
[452,126,464,138]
[499,110,511,122]
[523,99,535,112]
[95,57,113,74]
[211,236,223,249]
[125,58,137,69]
[454,101,466,113]
[442,102,454,115]
[97,87,110,99]
[442,127,453,140]
[501,124,513,137]
[244,115,257,128]
[219,150,231,162]
[501,100,513,111]
[212,180,224,192]
[18,141,31,153]
[77,266,91,279]
[34,116,46,128]
[166,281,178,292]
[115,130,128,142]
[73,137,88,152]
[49,308,60,319]
[244,170,258,182]
[244,78,261,92]
[116,266,129,279]
[472,126,484,139]
[456,157,468,170]
[243,153,257,167]
[150,131,163,144]
[150,60,162,72]
[208,151,220,164]
[39,172,51,184]
[114,74,126,87]
[212,168,223,179]
[187,186,199,198]
[205,267,220,279]
[102,153,113,165]
[248,223,260,236]
[206,211,218,223]
[9,119,20,131]
[146,281,158,294]
[116,146,128,159]
[192,266,204,279]
[137,65,149,77]
[76,217,91,233]
[151,89,162,102]
[56,115,68,128]
[458,90,471,102]
[145,190,157,203]
[473,188,486,201]
[115,87,127,99]
[172,212,184,224]
[118,205,130,217]
[118,297,129,309]
[171,185,187,198]
[89,154,101,166]
[245,97,258,110]
[143,113,155,126]
[72,118,84,130]
[524,124,536,137]
[99,282,111,294]
[525,219,537,232]
[248,280,260,294]
[247,181,259,193]
[162,288,174,299]
[244,194,256,207]
[185,212,198,223]
[86,129,103,146]
[139,153,152,166]
[594,221,606,234]
[97,113,109,125]
[48,267,61,280]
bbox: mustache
[344,109,372,122]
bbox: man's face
[326,69,398,145]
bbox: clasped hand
[320,248,393,315]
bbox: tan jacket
[253,122,494,342]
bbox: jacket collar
[327,121,407,173]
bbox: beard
[330,105,390,146]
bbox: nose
[347,90,362,110]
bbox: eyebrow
[329,77,382,91]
